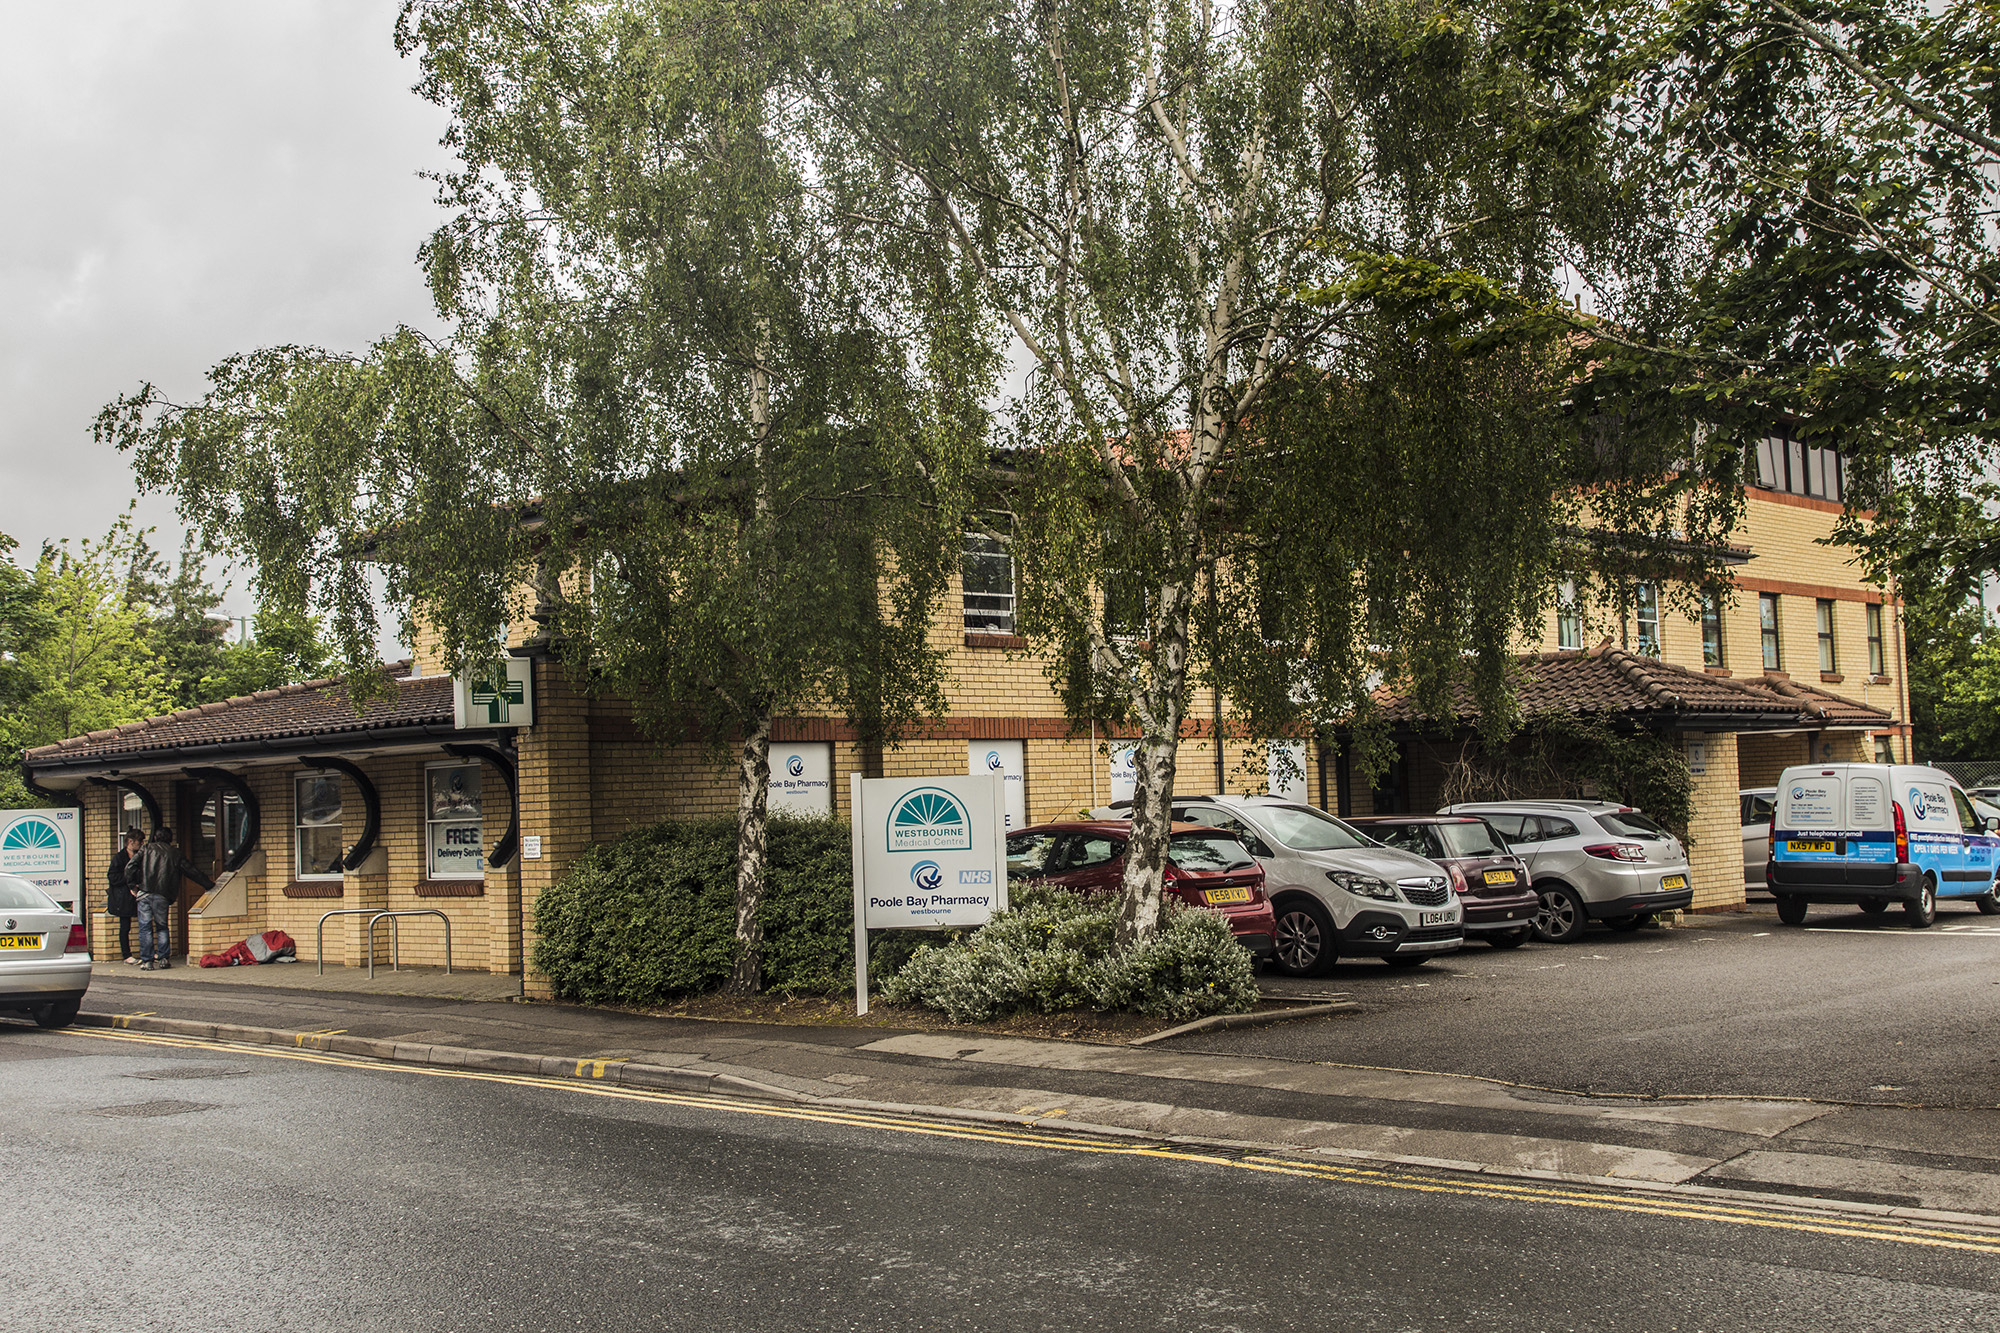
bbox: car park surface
[0,873,90,1028]
[1346,815,1537,947]
[1439,799,1693,942]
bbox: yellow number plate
[1660,874,1688,891]
[1481,869,1517,886]
[1787,840,1836,853]
[0,934,43,950]
[1203,887,1252,905]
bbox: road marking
[64,1027,2000,1258]
[1806,927,2000,936]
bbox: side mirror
[1984,816,1998,835]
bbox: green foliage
[882,884,1258,1024]
[1440,712,1697,838]
[533,815,866,1003]
[1911,612,2000,763]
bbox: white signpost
[850,773,1007,1015]
[0,807,80,910]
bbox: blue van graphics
[887,788,973,853]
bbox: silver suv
[1438,800,1693,942]
[1100,795,1463,975]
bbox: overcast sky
[0,1,450,614]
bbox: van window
[1950,788,1980,835]
[1847,777,1885,827]
[1783,777,1843,828]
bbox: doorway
[176,782,250,958]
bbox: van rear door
[1844,771,1898,884]
[1777,773,1847,876]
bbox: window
[1061,834,1124,871]
[1005,830,1062,880]
[426,764,485,879]
[1102,570,1148,639]
[1700,594,1723,667]
[1752,431,1844,502]
[111,790,146,850]
[1866,603,1884,676]
[1556,579,1582,650]
[1632,583,1661,656]
[962,523,1015,633]
[1874,736,1895,763]
[1436,820,1507,858]
[294,774,345,879]
[1760,593,1781,670]
[1816,600,1836,673]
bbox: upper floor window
[1816,599,1837,673]
[1556,580,1582,650]
[1759,593,1781,670]
[1752,431,1844,502]
[1103,570,1149,640]
[1631,583,1661,656]
[1700,593,1723,667]
[1866,603,1885,676]
[962,522,1015,634]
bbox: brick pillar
[81,786,120,961]
[514,660,593,999]
[341,867,389,967]
[487,855,523,976]
[1683,730,1744,911]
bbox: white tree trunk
[730,711,772,993]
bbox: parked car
[1346,815,1537,948]
[0,873,91,1028]
[1766,762,2000,927]
[1437,800,1693,943]
[1004,821,1277,958]
[1741,788,1776,898]
[1096,796,1463,975]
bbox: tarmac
[65,956,2000,1234]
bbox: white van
[1766,763,2000,927]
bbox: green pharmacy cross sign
[471,673,525,724]
[454,660,534,730]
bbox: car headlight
[1326,871,1397,901]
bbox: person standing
[106,827,145,964]
[133,827,211,971]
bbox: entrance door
[177,783,249,959]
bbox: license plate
[1481,869,1517,886]
[1203,887,1251,905]
[0,934,43,950]
[1787,840,1836,853]
[1660,874,1688,891]
[1419,910,1456,927]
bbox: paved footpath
[50,960,2000,1236]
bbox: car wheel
[33,1000,80,1029]
[1383,954,1428,968]
[1775,894,1808,926]
[1858,899,1888,916]
[1977,888,2000,916]
[1606,914,1650,932]
[1904,875,1937,929]
[1271,898,1337,977]
[1486,926,1531,949]
[1531,884,1587,943]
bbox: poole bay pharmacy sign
[849,774,1006,1013]
[0,808,79,908]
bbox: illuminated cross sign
[454,660,534,730]
[470,673,525,724]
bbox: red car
[1005,820,1277,959]
[1347,815,1538,948]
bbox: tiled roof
[24,664,455,768]
[1372,646,1894,729]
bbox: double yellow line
[72,1027,2000,1258]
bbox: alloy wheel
[1273,908,1324,973]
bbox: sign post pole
[851,774,869,1016]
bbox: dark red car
[1005,820,1277,959]
[1347,815,1537,948]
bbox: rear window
[1168,833,1258,873]
[1436,821,1508,857]
[1597,811,1669,840]
[0,875,57,910]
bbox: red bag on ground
[249,930,296,962]
[200,940,257,968]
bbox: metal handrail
[365,909,452,979]
[316,909,384,975]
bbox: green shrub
[882,884,1258,1024]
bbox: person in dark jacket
[106,827,144,964]
[132,827,212,971]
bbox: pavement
[54,914,2000,1234]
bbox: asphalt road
[1238,903,2000,1105]
[7,1023,1999,1332]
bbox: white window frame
[424,760,487,880]
[961,517,1016,634]
[294,773,345,881]
[1632,583,1661,657]
[1556,580,1582,651]
[1700,593,1723,667]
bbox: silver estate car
[0,873,91,1028]
[1438,800,1693,943]
[1101,795,1463,975]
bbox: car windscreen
[0,875,57,910]
[1435,821,1508,858]
[1597,811,1670,840]
[1167,833,1258,873]
[1250,805,1372,851]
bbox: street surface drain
[93,1100,218,1118]
[126,1065,251,1081]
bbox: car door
[1950,787,1994,894]
[1481,813,1546,874]
[1741,791,1774,890]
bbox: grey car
[1101,795,1463,975]
[1437,800,1693,943]
[0,873,91,1028]
[1741,788,1775,898]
